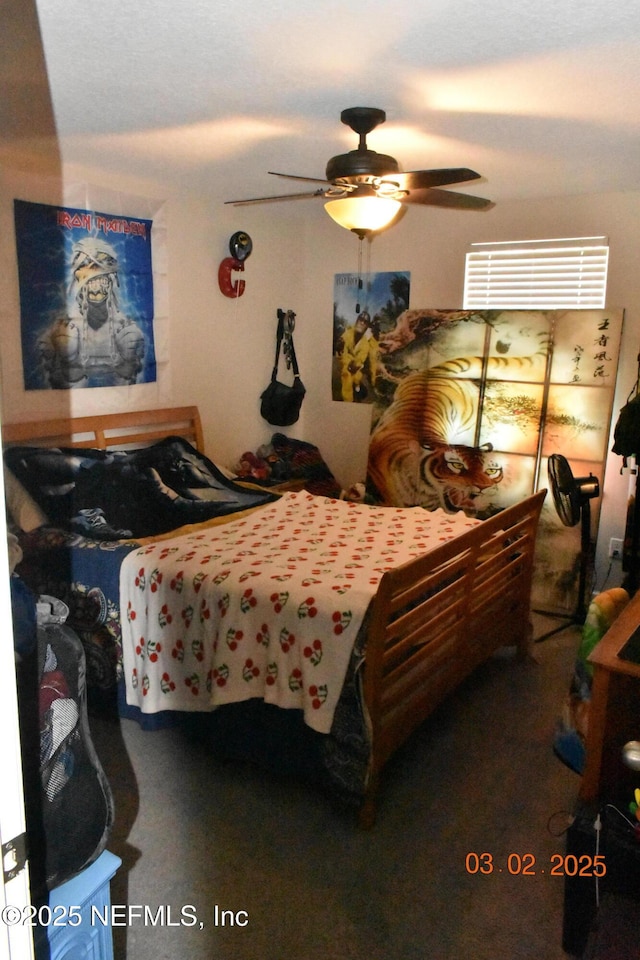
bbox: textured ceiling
[3,0,640,206]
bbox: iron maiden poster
[14,199,157,389]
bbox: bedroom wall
[0,155,638,590]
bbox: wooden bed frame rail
[360,488,546,827]
[2,406,204,453]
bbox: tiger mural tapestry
[366,353,545,515]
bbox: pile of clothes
[235,433,342,498]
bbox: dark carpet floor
[89,622,583,960]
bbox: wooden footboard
[359,489,547,827]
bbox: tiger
[413,442,503,514]
[366,352,545,514]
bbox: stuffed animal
[235,450,270,481]
[578,587,630,675]
[554,587,630,774]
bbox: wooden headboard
[2,405,204,452]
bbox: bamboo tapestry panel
[364,309,624,615]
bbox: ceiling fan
[224,107,493,231]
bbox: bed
[3,406,546,826]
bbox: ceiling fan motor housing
[325,150,400,182]
[327,106,398,183]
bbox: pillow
[4,466,49,532]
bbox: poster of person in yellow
[332,271,410,403]
[339,310,378,401]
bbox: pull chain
[355,236,364,314]
[365,235,371,303]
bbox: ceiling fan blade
[401,187,493,210]
[269,171,331,185]
[224,112,492,212]
[386,168,482,191]
[225,189,327,206]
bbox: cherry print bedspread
[120,492,480,733]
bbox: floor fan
[542,453,601,635]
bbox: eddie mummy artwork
[14,199,157,389]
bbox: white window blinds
[463,236,609,309]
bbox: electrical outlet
[609,537,624,559]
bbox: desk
[564,593,640,955]
[579,589,640,804]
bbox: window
[463,236,609,310]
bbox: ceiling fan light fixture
[324,195,402,238]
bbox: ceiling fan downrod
[326,107,399,182]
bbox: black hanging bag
[612,353,640,465]
[260,309,305,426]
